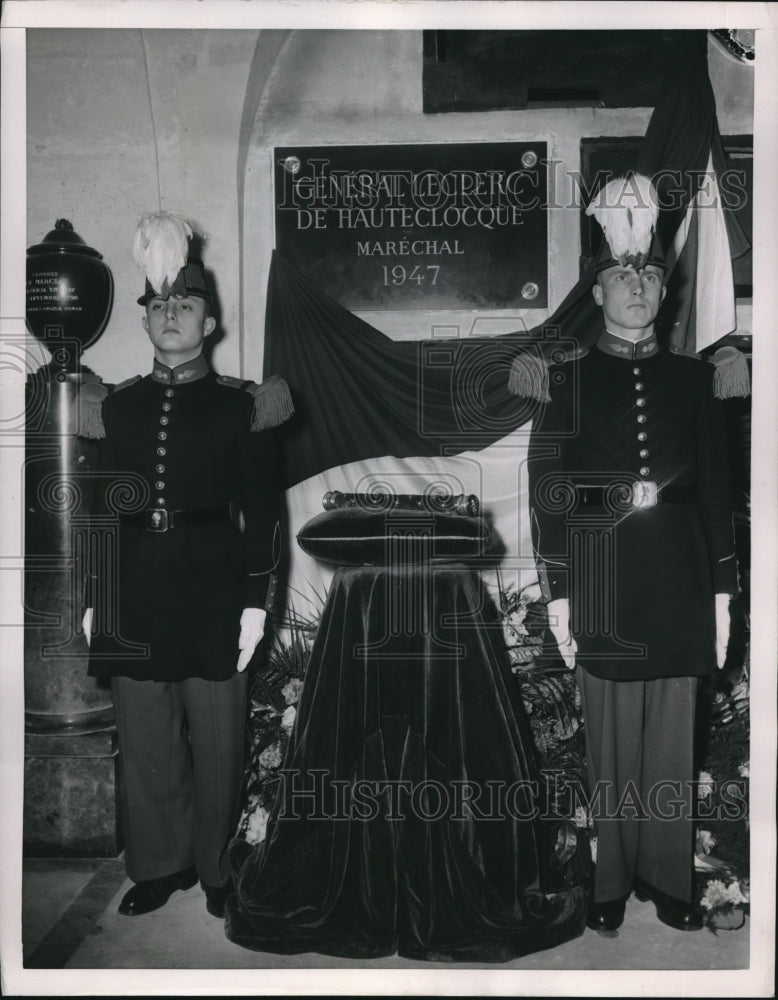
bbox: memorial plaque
[274,142,548,311]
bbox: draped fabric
[263,250,538,490]
[226,564,588,961]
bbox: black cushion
[297,507,491,566]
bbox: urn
[26,218,113,372]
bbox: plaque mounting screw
[521,151,538,168]
[521,282,539,301]
[283,156,301,174]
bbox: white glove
[82,607,93,648]
[546,597,577,670]
[236,607,267,672]
[714,593,731,670]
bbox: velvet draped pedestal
[226,563,588,962]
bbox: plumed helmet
[586,173,666,273]
[133,211,213,305]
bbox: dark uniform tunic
[528,329,738,681]
[87,353,279,681]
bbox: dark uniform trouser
[577,667,698,904]
[111,672,248,887]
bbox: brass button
[634,382,644,391]
[637,431,647,441]
[639,466,650,477]
[157,447,167,456]
[639,449,649,459]
[155,480,165,491]
[159,416,169,426]
[637,414,647,424]
[155,464,165,474]
[636,397,646,407]
[158,431,167,441]
[632,367,641,375]
[162,402,172,412]
[157,497,166,507]
[165,388,174,398]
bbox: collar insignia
[151,353,209,385]
[597,329,659,361]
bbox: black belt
[574,482,695,509]
[119,504,232,532]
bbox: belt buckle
[146,509,169,532]
[632,480,658,509]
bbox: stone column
[23,221,120,857]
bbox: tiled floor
[21,856,749,973]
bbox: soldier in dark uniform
[528,177,737,933]
[80,214,292,919]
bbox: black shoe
[633,876,703,931]
[202,880,234,918]
[586,895,627,931]
[118,867,198,916]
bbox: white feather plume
[132,212,193,294]
[585,174,659,263]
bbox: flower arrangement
[699,877,749,929]
[492,575,593,888]
[693,659,750,931]
[497,572,546,669]
[236,610,317,844]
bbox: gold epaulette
[709,346,751,399]
[508,350,550,403]
[507,344,589,404]
[217,373,294,430]
[76,381,109,439]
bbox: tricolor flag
[637,33,750,355]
